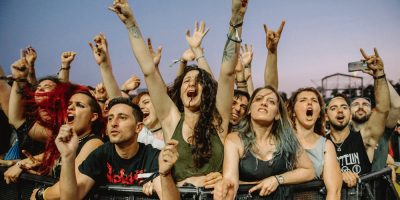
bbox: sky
[1,0,399,95]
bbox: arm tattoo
[222,31,239,62]
[128,25,143,39]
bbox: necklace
[150,127,162,133]
[332,136,348,152]
[78,133,91,143]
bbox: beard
[330,121,349,131]
[352,113,371,124]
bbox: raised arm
[185,21,213,77]
[58,51,77,83]
[235,44,253,93]
[147,38,167,89]
[360,48,390,143]
[23,46,38,85]
[8,58,29,128]
[176,49,195,77]
[89,33,122,99]
[386,80,400,128]
[109,0,179,140]
[263,21,285,90]
[216,0,248,141]
[0,65,11,116]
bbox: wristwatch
[275,175,284,185]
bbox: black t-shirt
[79,142,160,186]
[327,130,371,175]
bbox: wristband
[158,171,171,177]
[35,186,46,200]
[195,55,205,62]
[274,176,281,186]
[373,74,386,80]
[60,66,71,70]
[230,21,243,28]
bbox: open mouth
[336,115,345,122]
[306,109,313,117]
[143,112,149,119]
[67,115,75,123]
[187,90,198,98]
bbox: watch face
[278,175,284,184]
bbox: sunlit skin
[294,91,321,130]
[66,93,98,135]
[230,95,248,125]
[350,98,372,123]
[138,94,159,129]
[326,97,351,131]
[107,104,143,146]
[34,80,57,103]
[250,88,280,126]
[180,70,203,112]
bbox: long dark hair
[287,87,326,136]
[237,86,301,170]
[168,65,222,168]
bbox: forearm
[0,80,11,117]
[59,155,78,200]
[99,63,122,99]
[58,64,70,83]
[386,80,400,128]
[374,73,390,114]
[176,60,187,78]
[8,81,26,128]
[280,167,314,185]
[161,175,181,200]
[27,67,37,85]
[192,47,213,78]
[264,51,278,89]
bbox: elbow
[305,168,316,182]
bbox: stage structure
[321,73,364,99]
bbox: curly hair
[237,85,301,170]
[287,87,326,136]
[168,65,222,168]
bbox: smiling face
[180,70,203,111]
[106,104,142,145]
[293,91,321,130]
[350,98,372,124]
[66,93,98,135]
[230,95,249,125]
[326,97,351,131]
[138,94,158,128]
[250,88,280,125]
[35,79,57,103]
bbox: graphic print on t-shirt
[337,152,362,173]
[106,162,145,185]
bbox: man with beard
[351,85,400,171]
[326,48,390,187]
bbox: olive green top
[172,115,224,182]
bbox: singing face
[293,91,321,130]
[180,70,203,111]
[66,93,98,135]
[326,97,351,131]
[107,103,142,145]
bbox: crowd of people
[1,0,400,199]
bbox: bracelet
[158,171,171,177]
[121,89,130,94]
[244,65,251,69]
[274,176,281,186]
[374,74,386,80]
[195,55,205,62]
[97,99,107,103]
[236,80,246,84]
[230,21,243,28]
[15,78,28,82]
[35,186,46,200]
[227,34,242,43]
[60,66,71,70]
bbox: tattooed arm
[216,0,248,142]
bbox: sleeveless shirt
[327,130,371,175]
[305,136,326,179]
[171,115,224,182]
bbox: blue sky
[1,0,399,94]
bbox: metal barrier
[1,166,398,200]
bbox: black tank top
[239,150,289,182]
[327,130,371,175]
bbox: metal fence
[0,166,398,200]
